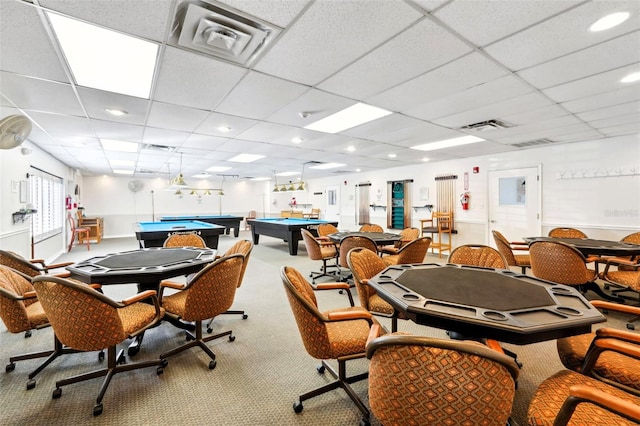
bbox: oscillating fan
[128,180,144,193]
[0,115,32,150]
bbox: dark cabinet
[387,180,412,229]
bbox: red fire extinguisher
[65,195,72,210]
[460,192,470,210]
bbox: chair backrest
[32,276,131,351]
[548,227,588,239]
[359,223,383,233]
[291,211,304,218]
[280,210,292,218]
[0,265,43,333]
[223,240,253,287]
[433,211,453,231]
[280,266,333,359]
[448,244,508,269]
[339,235,378,267]
[366,334,519,426]
[395,237,431,264]
[247,210,257,220]
[317,223,339,238]
[491,230,519,267]
[163,232,207,248]
[529,241,589,285]
[309,208,320,219]
[301,228,330,261]
[175,254,245,322]
[0,250,42,278]
[622,232,640,245]
[347,248,388,311]
[397,227,419,245]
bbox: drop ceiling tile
[153,46,247,110]
[194,112,258,137]
[25,111,94,137]
[218,0,308,28]
[78,87,150,125]
[0,72,84,115]
[412,0,456,12]
[266,89,355,127]
[318,19,472,99]
[236,121,316,145]
[0,1,69,82]
[550,130,605,142]
[484,115,585,141]
[501,104,570,126]
[496,122,593,145]
[182,134,230,150]
[484,1,640,70]
[599,122,640,136]
[147,102,209,132]
[91,120,144,143]
[142,127,190,147]
[40,0,173,41]
[562,85,640,113]
[215,71,309,119]
[368,52,508,112]
[253,0,422,85]
[517,32,640,89]
[341,114,449,143]
[576,101,640,121]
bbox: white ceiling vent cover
[460,119,511,132]
[171,1,282,66]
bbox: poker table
[134,220,225,249]
[367,263,605,345]
[67,247,217,355]
[160,215,244,237]
[523,237,640,257]
[247,218,339,255]
[327,231,401,246]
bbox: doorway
[325,185,340,224]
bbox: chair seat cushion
[600,270,640,291]
[514,254,531,266]
[557,333,640,392]
[323,307,374,358]
[368,294,394,316]
[118,302,164,335]
[527,369,640,425]
[320,245,337,258]
[25,302,48,329]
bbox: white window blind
[29,167,63,243]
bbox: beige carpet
[0,232,629,425]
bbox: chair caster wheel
[627,323,635,330]
[228,335,235,342]
[6,362,15,372]
[157,366,164,375]
[98,350,105,361]
[127,346,140,357]
[117,353,126,364]
[604,284,610,290]
[160,359,168,368]
[317,365,325,374]
[359,418,370,426]
[293,401,303,413]
[339,289,344,294]
[52,388,62,399]
[185,332,194,341]
[26,379,36,390]
[206,327,213,333]
[24,330,32,338]
[208,360,217,370]
[93,403,103,416]
[242,314,248,319]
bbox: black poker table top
[367,263,605,345]
[328,231,401,245]
[524,237,640,257]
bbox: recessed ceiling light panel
[589,11,630,32]
[304,103,392,134]
[228,154,264,163]
[411,136,485,152]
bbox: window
[499,176,526,206]
[29,167,64,243]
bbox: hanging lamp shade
[273,184,279,192]
[296,181,305,191]
[204,189,212,196]
[287,182,295,191]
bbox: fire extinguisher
[65,195,72,210]
[460,192,470,210]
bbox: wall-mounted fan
[0,115,32,150]
[128,180,144,193]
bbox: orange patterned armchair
[163,231,207,248]
[448,244,509,269]
[0,249,73,279]
[492,230,531,274]
[382,236,431,266]
[159,254,244,370]
[280,266,380,424]
[32,275,165,416]
[379,227,419,256]
[359,223,383,232]
[366,332,520,426]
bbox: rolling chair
[382,236,431,266]
[492,230,531,274]
[163,232,207,248]
[378,227,419,256]
[359,223,383,233]
[448,244,509,269]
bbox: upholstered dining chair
[163,231,207,248]
[448,244,509,269]
[67,213,90,252]
[359,223,383,233]
[599,231,640,273]
[158,254,244,370]
[0,249,73,280]
[548,227,600,269]
[31,275,166,416]
[338,235,378,270]
[348,247,405,332]
[280,266,380,424]
[378,227,419,256]
[492,230,531,274]
[366,330,520,426]
[316,223,340,243]
[556,300,640,395]
[382,236,431,266]
[599,262,640,329]
[529,240,615,301]
[205,240,253,333]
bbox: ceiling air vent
[141,143,176,152]
[460,119,511,132]
[169,0,282,67]
[512,139,555,148]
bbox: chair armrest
[554,385,640,425]
[582,338,640,376]
[121,290,157,306]
[22,290,37,299]
[366,323,382,346]
[160,280,185,290]
[52,272,71,278]
[28,258,46,266]
[484,339,506,354]
[314,282,351,291]
[42,261,75,271]
[595,327,640,344]
[326,310,373,322]
[591,300,640,316]
[512,246,529,251]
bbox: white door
[488,167,541,245]
[325,185,340,224]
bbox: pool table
[247,217,339,255]
[134,220,225,249]
[160,215,244,237]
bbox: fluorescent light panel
[309,162,345,170]
[228,154,264,163]
[205,166,232,172]
[589,12,630,32]
[621,71,640,83]
[304,103,392,134]
[411,136,485,152]
[113,169,134,175]
[276,172,299,176]
[47,13,158,98]
[101,139,139,152]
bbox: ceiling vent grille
[141,143,177,152]
[169,0,282,67]
[512,139,555,148]
[460,119,511,132]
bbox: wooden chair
[420,211,453,258]
[367,330,519,426]
[382,237,431,266]
[492,230,531,274]
[32,275,165,416]
[245,210,256,230]
[280,266,379,424]
[308,208,320,219]
[378,227,419,256]
[67,213,90,252]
